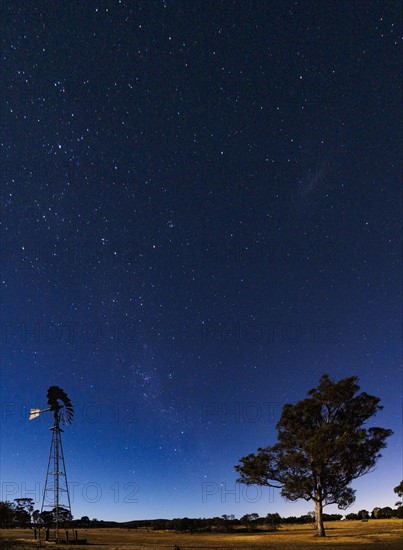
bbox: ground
[1,519,402,549]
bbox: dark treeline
[1,500,402,531]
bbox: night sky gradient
[0,1,401,522]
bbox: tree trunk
[314,498,326,537]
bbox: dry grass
[1,520,402,549]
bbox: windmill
[30,386,74,542]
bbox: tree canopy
[235,374,393,536]
[394,481,403,499]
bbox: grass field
[1,520,402,549]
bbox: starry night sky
[0,1,401,521]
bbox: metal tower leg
[41,418,72,542]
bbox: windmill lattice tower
[30,386,74,542]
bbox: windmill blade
[47,386,74,424]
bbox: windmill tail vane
[29,408,43,420]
